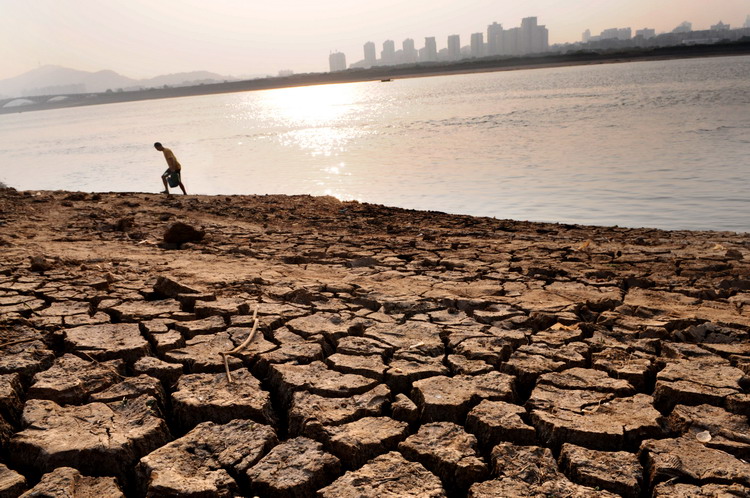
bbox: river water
[1,55,749,232]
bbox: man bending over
[154,142,187,195]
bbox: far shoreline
[2,41,749,115]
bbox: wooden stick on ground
[0,337,39,349]
[221,308,259,383]
[79,351,125,380]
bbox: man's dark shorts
[166,170,181,187]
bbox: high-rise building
[470,32,484,57]
[328,52,347,72]
[519,17,548,55]
[447,34,461,60]
[402,38,418,63]
[487,22,503,55]
[635,28,656,39]
[600,27,631,40]
[363,41,377,68]
[582,29,591,42]
[381,40,396,65]
[745,15,750,28]
[501,27,519,56]
[520,17,535,53]
[423,37,437,62]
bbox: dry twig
[0,337,39,349]
[79,351,126,380]
[221,307,259,383]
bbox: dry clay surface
[1,188,749,497]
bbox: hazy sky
[1,0,748,80]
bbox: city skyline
[1,1,748,80]
[336,13,749,72]
[340,17,549,71]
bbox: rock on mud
[466,400,536,448]
[153,275,202,298]
[501,342,587,392]
[391,393,420,424]
[0,463,26,497]
[653,360,745,412]
[20,466,124,497]
[364,321,445,357]
[10,395,170,483]
[559,443,643,498]
[132,356,183,386]
[527,385,662,450]
[268,361,380,405]
[246,436,340,498]
[137,419,277,496]
[163,332,243,373]
[318,416,410,469]
[0,333,55,382]
[490,442,559,483]
[398,421,487,492]
[173,315,227,339]
[639,436,750,489]
[286,313,361,343]
[385,351,449,393]
[63,323,150,363]
[171,369,274,432]
[536,367,636,395]
[89,374,167,411]
[325,353,387,380]
[653,482,750,497]
[0,373,23,424]
[665,403,750,459]
[411,371,515,423]
[468,475,620,497]
[591,347,656,392]
[163,221,205,245]
[26,354,124,405]
[105,300,181,322]
[288,384,390,438]
[319,451,446,497]
[29,255,54,273]
[470,442,621,498]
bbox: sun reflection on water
[258,83,362,126]
[251,83,370,159]
[243,83,370,200]
[323,162,349,176]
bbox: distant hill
[0,65,239,98]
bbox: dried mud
[0,188,749,497]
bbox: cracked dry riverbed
[0,188,749,497]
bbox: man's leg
[161,170,170,194]
[173,171,186,195]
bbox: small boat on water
[380,78,393,82]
